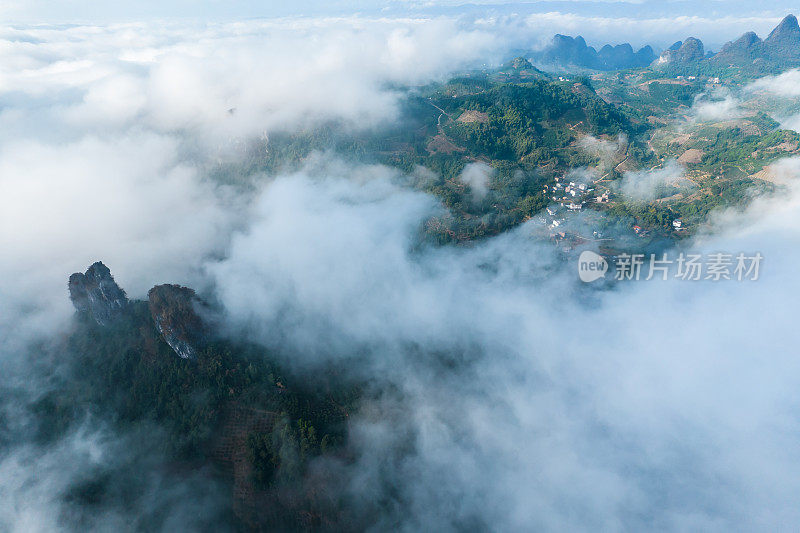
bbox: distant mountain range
[531,34,656,71]
[529,14,800,75]
[710,14,800,68]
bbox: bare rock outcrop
[148,284,208,359]
[68,262,129,325]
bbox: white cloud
[745,69,800,132]
[0,424,230,531]
[578,134,624,157]
[747,68,800,98]
[0,16,509,349]
[0,18,506,142]
[2,14,800,532]
[0,133,236,350]
[458,162,495,200]
[203,154,800,530]
[615,159,687,201]
[0,3,790,51]
[691,93,743,122]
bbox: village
[539,172,684,254]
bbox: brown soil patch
[427,134,465,155]
[678,148,704,164]
[457,110,489,124]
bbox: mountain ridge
[531,34,656,71]
[528,14,800,75]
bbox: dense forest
[33,297,360,530]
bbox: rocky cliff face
[148,284,208,359]
[68,262,129,325]
[68,262,209,359]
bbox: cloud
[615,159,687,201]
[0,18,506,142]
[201,153,800,530]
[690,91,744,122]
[458,162,495,200]
[1,3,791,51]
[0,423,231,531]
[0,14,537,516]
[2,14,800,533]
[0,133,236,352]
[746,68,800,98]
[0,16,518,351]
[577,134,627,172]
[577,134,625,158]
[745,69,800,131]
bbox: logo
[578,250,608,283]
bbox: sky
[2,1,799,49]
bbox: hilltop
[61,262,356,529]
[651,15,800,76]
[711,15,800,69]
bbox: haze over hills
[530,14,800,75]
[711,14,800,67]
[532,34,656,71]
[652,14,800,74]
